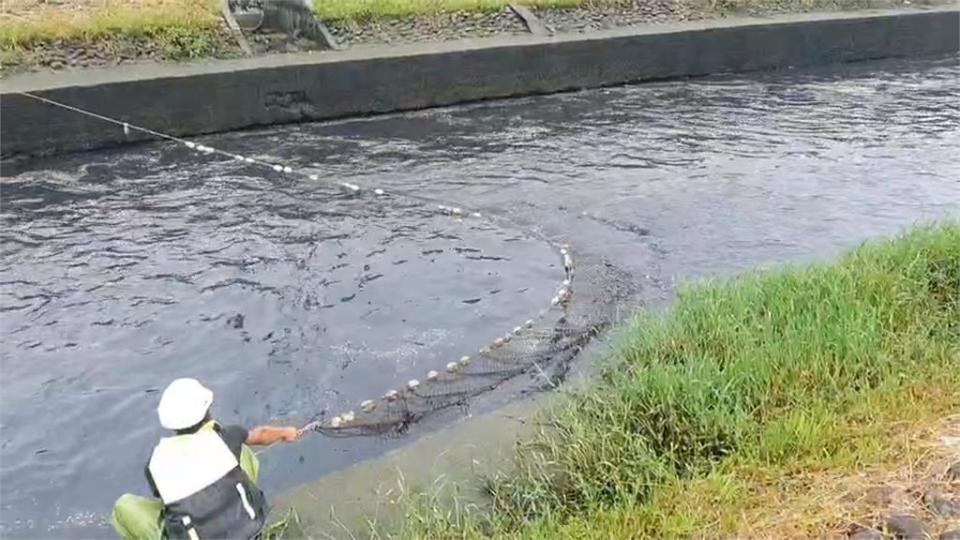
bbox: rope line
[16,91,562,245]
[16,91,581,436]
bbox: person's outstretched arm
[245,425,303,446]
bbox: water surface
[1,54,958,537]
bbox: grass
[0,0,225,58]
[312,0,588,23]
[0,0,594,53]
[1,0,916,66]
[0,0,601,51]
[389,222,960,539]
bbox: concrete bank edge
[274,396,552,536]
[1,6,958,161]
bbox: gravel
[1,26,239,77]
[326,9,527,48]
[536,0,707,33]
[246,31,324,55]
[3,37,166,75]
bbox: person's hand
[281,426,303,443]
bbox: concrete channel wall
[1,7,958,161]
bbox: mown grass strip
[0,0,223,53]
[393,222,960,539]
[0,0,579,51]
[311,0,588,23]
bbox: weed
[393,222,960,539]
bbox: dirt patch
[816,415,960,538]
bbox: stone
[861,485,900,506]
[941,530,960,540]
[849,528,883,540]
[946,461,960,481]
[924,490,960,518]
[884,514,927,539]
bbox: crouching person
[112,378,303,539]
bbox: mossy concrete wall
[2,7,958,161]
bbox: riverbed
[1,54,957,537]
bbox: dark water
[2,55,958,537]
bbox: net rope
[14,91,635,437]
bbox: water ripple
[1,55,958,538]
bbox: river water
[1,55,958,537]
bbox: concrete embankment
[2,7,957,162]
[274,396,552,537]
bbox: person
[112,378,304,539]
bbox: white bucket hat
[157,378,214,430]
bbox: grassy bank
[0,0,577,53]
[312,0,581,23]
[1,0,930,73]
[394,223,960,538]
[0,0,225,57]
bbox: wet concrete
[276,394,554,537]
[1,55,959,537]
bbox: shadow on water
[1,54,958,537]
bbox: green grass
[1,0,913,65]
[391,222,960,539]
[312,0,587,23]
[0,0,224,57]
[0,0,590,53]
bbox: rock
[49,60,65,70]
[849,528,883,540]
[884,514,927,539]
[226,313,244,329]
[946,461,960,481]
[941,530,960,540]
[925,490,960,518]
[861,485,900,506]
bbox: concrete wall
[2,7,957,161]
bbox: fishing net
[308,246,635,437]
[12,91,639,440]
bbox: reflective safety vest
[148,422,268,539]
